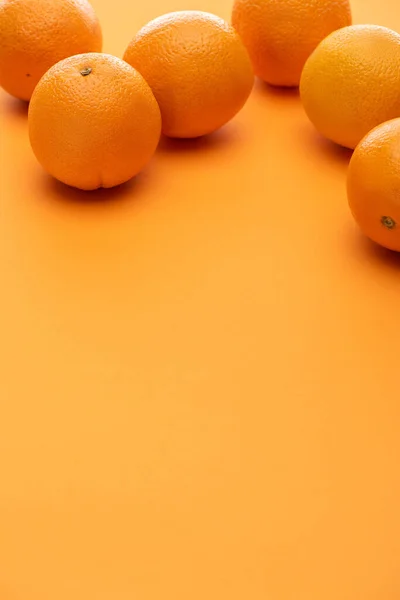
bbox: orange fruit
[300,25,400,149]
[123,11,254,138]
[347,118,400,252]
[0,0,102,101]
[231,0,351,87]
[28,53,161,191]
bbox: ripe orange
[347,118,400,252]
[123,11,254,138]
[29,53,161,191]
[231,0,351,87]
[0,0,102,101]
[300,25,400,149]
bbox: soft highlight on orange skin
[347,118,400,251]
[0,0,102,101]
[28,53,161,190]
[123,11,254,138]
[300,24,400,149]
[231,0,351,87]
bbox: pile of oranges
[1,0,400,251]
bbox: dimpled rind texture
[347,118,400,251]
[300,25,400,150]
[123,11,254,139]
[28,53,162,190]
[231,0,351,87]
[0,0,102,101]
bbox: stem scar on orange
[347,118,400,251]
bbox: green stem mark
[80,67,92,77]
[381,216,396,230]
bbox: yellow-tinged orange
[231,0,351,87]
[347,118,400,251]
[29,53,161,190]
[123,11,254,138]
[0,0,102,101]
[300,24,400,149]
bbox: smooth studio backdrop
[1,0,400,598]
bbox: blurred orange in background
[232,0,351,86]
[300,24,400,148]
[0,0,102,100]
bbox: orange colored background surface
[1,0,400,598]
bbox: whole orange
[0,0,102,101]
[29,53,161,190]
[123,11,254,138]
[231,0,351,87]
[347,118,400,252]
[300,25,400,149]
